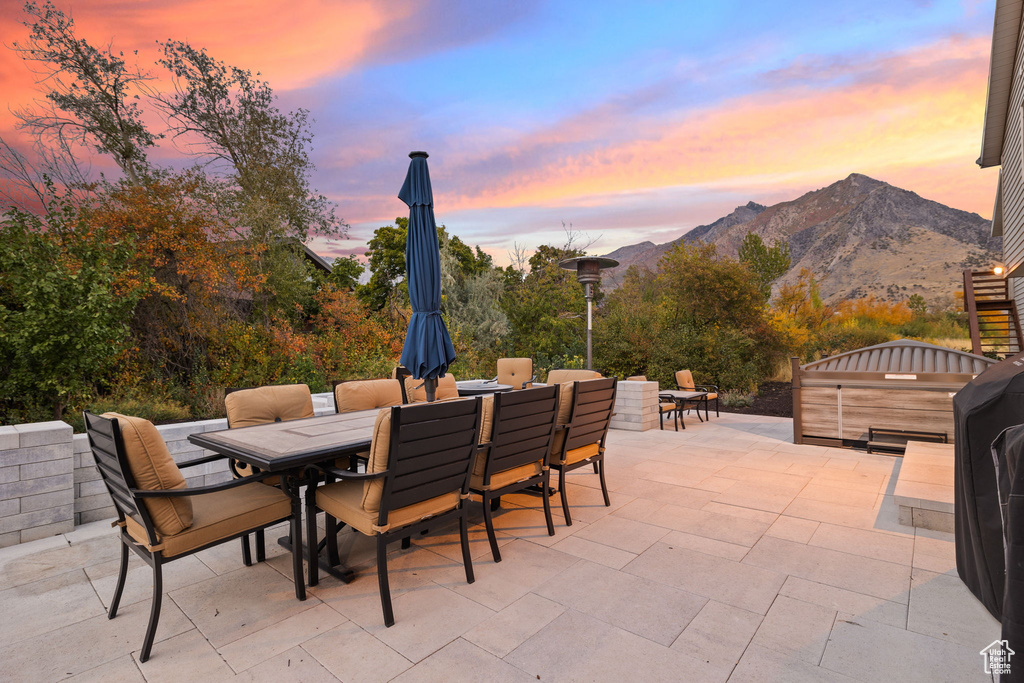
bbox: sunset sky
[0,0,1001,265]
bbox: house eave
[979,0,1024,169]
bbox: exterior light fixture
[995,266,1005,275]
[558,256,619,371]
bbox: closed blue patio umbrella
[399,151,456,402]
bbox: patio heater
[558,256,619,371]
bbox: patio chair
[495,357,536,389]
[626,376,679,431]
[546,368,602,385]
[308,398,482,626]
[470,385,560,562]
[84,411,298,662]
[224,384,314,564]
[333,378,403,414]
[403,373,460,402]
[549,377,617,525]
[675,370,719,418]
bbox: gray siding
[1005,20,1024,309]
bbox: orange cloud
[436,36,995,219]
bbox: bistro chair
[403,373,460,402]
[308,398,482,626]
[494,357,536,389]
[333,378,404,414]
[546,368,602,384]
[548,377,617,525]
[470,385,560,562]
[675,369,720,419]
[626,376,679,431]
[84,412,298,662]
[224,384,314,564]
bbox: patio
[0,413,1000,682]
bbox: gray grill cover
[804,339,992,375]
[952,351,1024,620]
[991,425,1024,680]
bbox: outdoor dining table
[456,380,513,395]
[188,409,380,598]
[658,389,710,428]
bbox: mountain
[601,174,1000,305]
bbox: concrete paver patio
[0,413,1001,681]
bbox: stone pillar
[0,421,74,548]
[610,380,659,431]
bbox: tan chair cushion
[626,375,647,381]
[549,381,577,455]
[404,374,459,403]
[552,443,600,466]
[659,401,676,412]
[317,479,459,535]
[103,413,192,537]
[479,394,494,444]
[675,370,695,390]
[225,384,314,428]
[361,408,393,512]
[497,358,533,389]
[124,481,290,557]
[470,460,543,491]
[546,369,602,385]
[705,393,718,401]
[335,379,403,413]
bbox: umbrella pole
[425,377,438,403]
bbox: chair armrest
[693,384,719,392]
[483,377,498,384]
[522,374,537,389]
[132,469,277,497]
[176,453,227,468]
[314,464,388,480]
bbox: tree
[7,1,159,185]
[326,255,364,291]
[440,234,508,362]
[738,233,791,303]
[0,194,143,420]
[908,293,927,316]
[155,40,342,241]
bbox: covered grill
[792,339,995,449]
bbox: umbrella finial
[409,151,429,159]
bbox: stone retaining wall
[610,380,659,431]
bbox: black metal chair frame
[308,398,481,626]
[393,366,413,403]
[675,378,719,420]
[657,394,681,431]
[551,377,617,526]
[470,385,560,562]
[83,411,301,663]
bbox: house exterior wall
[1002,19,1024,309]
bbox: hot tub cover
[991,424,1024,661]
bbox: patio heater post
[559,256,619,371]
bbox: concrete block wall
[0,422,74,548]
[610,380,659,431]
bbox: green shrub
[68,394,192,432]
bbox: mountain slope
[602,174,999,305]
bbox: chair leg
[482,494,502,562]
[715,398,719,417]
[459,511,475,584]
[490,496,501,512]
[255,530,266,563]
[659,412,664,430]
[558,467,573,526]
[598,456,611,507]
[401,536,411,550]
[240,534,252,566]
[305,486,319,587]
[108,539,129,619]
[139,556,163,663]
[376,536,395,627]
[592,462,599,474]
[541,473,556,537]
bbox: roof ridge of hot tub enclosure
[793,340,998,449]
[800,339,994,377]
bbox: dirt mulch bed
[718,381,792,418]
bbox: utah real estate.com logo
[980,639,1014,676]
